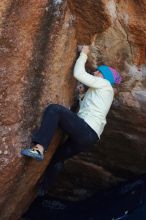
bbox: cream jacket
[73,52,114,138]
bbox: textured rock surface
[0,1,77,219]
[48,0,146,200]
[0,0,146,219]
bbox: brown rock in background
[0,0,146,219]
[47,0,146,201]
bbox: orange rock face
[0,1,77,219]
[0,0,146,219]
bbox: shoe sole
[21,149,44,161]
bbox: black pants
[32,104,99,190]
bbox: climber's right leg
[21,103,98,161]
[21,104,63,160]
[21,104,82,160]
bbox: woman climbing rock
[21,45,121,195]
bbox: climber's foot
[21,146,44,161]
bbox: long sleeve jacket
[73,52,114,138]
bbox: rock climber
[21,45,121,195]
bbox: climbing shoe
[21,147,44,161]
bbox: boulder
[48,0,146,201]
[0,0,146,219]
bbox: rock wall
[47,0,146,201]
[0,1,77,219]
[93,0,146,177]
[0,0,146,219]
